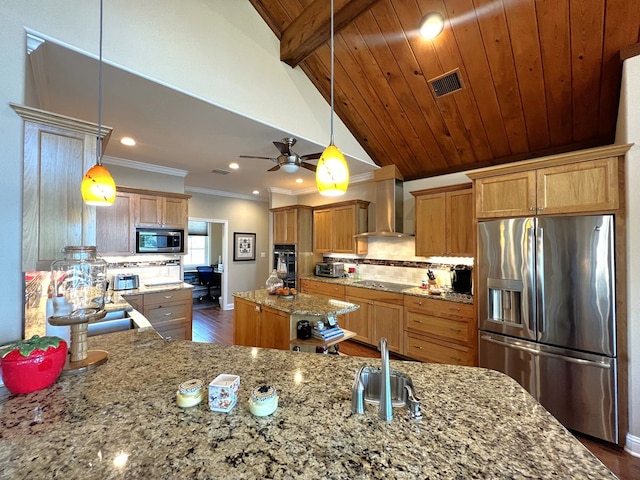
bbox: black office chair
[196,266,215,303]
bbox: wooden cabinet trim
[466,144,632,180]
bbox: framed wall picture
[233,232,256,261]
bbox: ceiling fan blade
[273,141,290,156]
[300,152,322,161]
[239,155,275,160]
[268,164,281,172]
[301,162,317,172]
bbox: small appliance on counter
[315,262,344,278]
[451,265,472,294]
[112,274,140,291]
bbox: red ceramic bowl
[1,338,68,394]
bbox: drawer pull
[164,295,173,299]
[413,319,424,324]
[164,312,173,316]
[450,329,462,333]
[449,356,461,361]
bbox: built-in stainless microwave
[136,228,184,253]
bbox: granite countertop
[233,290,359,316]
[301,275,474,305]
[111,282,194,296]
[0,329,615,479]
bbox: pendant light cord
[330,0,335,146]
[97,0,104,165]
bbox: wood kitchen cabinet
[135,193,189,229]
[469,144,628,219]
[233,297,290,350]
[96,191,136,255]
[312,200,369,254]
[344,286,403,354]
[142,288,193,341]
[12,103,111,271]
[411,184,473,257]
[271,205,313,251]
[403,295,475,366]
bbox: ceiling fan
[240,137,322,173]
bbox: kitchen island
[233,290,360,351]
[0,328,616,479]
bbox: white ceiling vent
[211,168,231,175]
[428,69,463,98]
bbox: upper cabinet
[13,104,112,271]
[97,186,191,255]
[468,144,630,219]
[312,200,369,255]
[411,184,474,257]
[271,205,313,251]
[96,191,136,255]
[135,193,188,229]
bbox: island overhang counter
[0,328,616,479]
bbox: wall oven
[136,228,184,253]
[274,244,297,289]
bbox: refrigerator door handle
[536,226,545,334]
[527,226,536,332]
[480,335,612,369]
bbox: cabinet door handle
[164,312,173,316]
[449,356,461,361]
[164,295,173,299]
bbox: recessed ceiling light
[120,136,136,146]
[252,190,260,195]
[419,12,445,39]
[295,178,303,184]
[229,162,239,170]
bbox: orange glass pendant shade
[316,144,349,197]
[81,164,116,206]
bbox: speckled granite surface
[233,290,359,316]
[301,275,474,305]
[0,329,616,479]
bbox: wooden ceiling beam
[280,0,382,67]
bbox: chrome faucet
[378,337,393,421]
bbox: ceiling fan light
[316,144,349,196]
[81,164,116,206]
[419,12,444,39]
[281,163,300,173]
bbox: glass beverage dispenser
[49,246,109,371]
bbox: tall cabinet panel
[13,104,111,271]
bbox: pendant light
[81,0,116,206]
[316,0,349,197]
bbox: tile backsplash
[323,236,473,288]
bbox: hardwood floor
[192,306,640,480]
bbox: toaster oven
[315,262,344,278]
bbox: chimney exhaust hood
[355,165,414,238]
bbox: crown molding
[185,186,268,203]
[102,156,189,177]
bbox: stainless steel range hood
[355,165,414,238]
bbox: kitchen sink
[358,366,413,407]
[87,309,135,337]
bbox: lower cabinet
[233,297,290,350]
[403,295,476,366]
[344,286,403,354]
[141,289,193,341]
[299,278,347,326]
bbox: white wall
[616,54,640,456]
[188,191,270,307]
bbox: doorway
[185,217,229,310]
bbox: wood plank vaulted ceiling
[249,0,640,181]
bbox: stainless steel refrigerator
[478,215,618,443]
